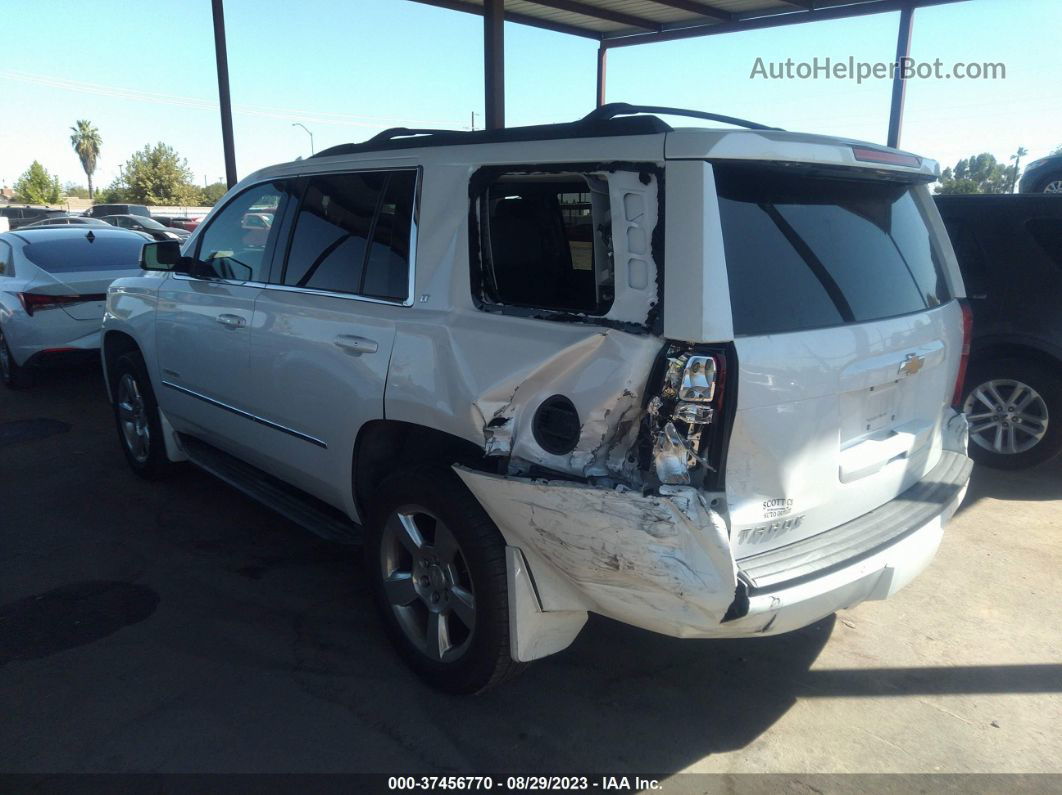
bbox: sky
[1,0,1059,193]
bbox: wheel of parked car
[0,328,33,389]
[1038,177,1062,193]
[962,358,1062,469]
[366,466,524,693]
[110,351,175,479]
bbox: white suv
[102,105,973,693]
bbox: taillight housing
[647,345,730,487]
[951,298,974,407]
[18,293,105,317]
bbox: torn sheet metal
[456,466,739,638]
[471,330,661,479]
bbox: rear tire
[365,465,525,693]
[110,351,175,479]
[0,328,33,389]
[962,358,1062,469]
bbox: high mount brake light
[852,146,922,168]
[17,293,106,317]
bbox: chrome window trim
[161,380,327,449]
[172,167,419,307]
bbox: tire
[1035,174,1062,194]
[365,465,525,693]
[110,351,174,479]
[961,358,1062,469]
[0,327,33,389]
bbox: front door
[245,169,417,516]
[154,180,291,457]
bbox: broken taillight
[951,299,974,408]
[650,348,726,486]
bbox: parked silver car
[0,227,144,388]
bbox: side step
[177,433,362,545]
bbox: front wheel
[110,351,175,479]
[366,466,525,693]
[962,358,1062,469]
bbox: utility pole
[211,0,238,188]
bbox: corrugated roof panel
[408,0,969,43]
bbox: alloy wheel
[117,373,151,463]
[1043,179,1062,194]
[964,378,1049,455]
[379,505,476,663]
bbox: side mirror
[140,240,191,273]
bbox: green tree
[109,143,200,205]
[200,181,228,206]
[69,120,102,199]
[13,161,62,204]
[936,153,1012,195]
[63,182,91,199]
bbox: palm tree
[69,120,102,199]
[1008,146,1028,194]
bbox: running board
[177,433,362,545]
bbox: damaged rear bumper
[455,445,972,659]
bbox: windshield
[23,235,143,273]
[136,217,167,230]
[715,164,951,336]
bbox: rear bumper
[457,431,972,657]
[725,450,971,636]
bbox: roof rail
[583,102,781,131]
[311,103,778,159]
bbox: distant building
[0,186,14,203]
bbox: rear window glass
[715,165,951,336]
[22,234,143,272]
[1027,218,1062,269]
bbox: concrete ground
[1,363,1060,778]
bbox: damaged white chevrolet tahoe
[101,104,973,693]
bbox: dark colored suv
[83,203,150,219]
[0,206,66,229]
[1020,155,1062,194]
[936,194,1062,468]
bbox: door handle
[215,313,246,329]
[334,335,379,355]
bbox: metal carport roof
[406,0,970,148]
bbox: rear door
[154,180,292,454]
[244,169,415,514]
[709,164,963,558]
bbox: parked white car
[101,105,973,693]
[1,226,145,388]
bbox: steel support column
[484,0,505,129]
[211,0,238,188]
[886,5,914,149]
[596,44,607,107]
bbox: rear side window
[22,234,143,272]
[715,165,951,335]
[0,240,12,276]
[1027,218,1062,269]
[477,173,613,315]
[940,217,988,295]
[281,170,416,302]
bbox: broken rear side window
[476,173,614,315]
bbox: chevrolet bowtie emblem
[898,353,926,377]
